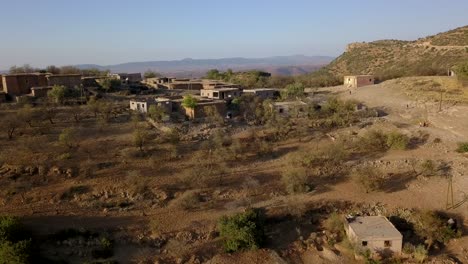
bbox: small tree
[281,168,310,194]
[204,105,224,126]
[280,82,305,100]
[353,166,384,193]
[386,131,410,150]
[3,115,21,140]
[17,105,35,128]
[59,128,78,149]
[0,216,33,264]
[144,70,160,79]
[182,95,198,109]
[133,128,149,152]
[218,208,265,253]
[100,78,121,92]
[48,85,67,104]
[148,105,167,122]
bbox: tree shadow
[381,172,417,193]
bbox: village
[1,63,467,264]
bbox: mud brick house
[271,101,307,117]
[344,75,375,88]
[184,99,226,120]
[345,216,402,255]
[2,73,48,96]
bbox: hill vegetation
[324,26,468,82]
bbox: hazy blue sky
[0,0,467,69]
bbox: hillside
[74,55,333,77]
[325,25,468,80]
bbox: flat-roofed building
[200,87,242,100]
[345,216,402,255]
[271,101,307,117]
[344,75,375,88]
[129,98,155,113]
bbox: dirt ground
[1,78,467,263]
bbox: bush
[413,244,428,263]
[172,191,200,210]
[0,216,32,264]
[218,208,265,252]
[358,130,388,153]
[413,211,461,249]
[324,213,344,235]
[456,142,468,153]
[281,168,311,194]
[386,131,410,150]
[353,166,384,193]
[420,160,437,177]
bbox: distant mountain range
[74,55,334,77]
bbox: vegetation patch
[218,208,265,253]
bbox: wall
[47,75,82,88]
[346,225,402,254]
[2,74,46,96]
[344,76,374,88]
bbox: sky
[0,0,467,69]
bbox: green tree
[143,70,160,79]
[0,216,33,264]
[182,95,198,109]
[218,208,265,252]
[281,82,305,100]
[100,78,121,92]
[47,85,67,104]
[59,128,78,149]
[148,105,167,122]
[133,128,149,152]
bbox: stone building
[270,101,307,117]
[344,75,375,88]
[345,216,402,255]
[110,73,142,83]
[2,73,48,96]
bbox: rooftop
[243,88,278,92]
[344,75,374,77]
[347,216,402,240]
[272,101,307,106]
[205,87,240,92]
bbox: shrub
[281,168,311,194]
[413,211,461,249]
[218,208,265,252]
[413,244,428,263]
[420,160,437,177]
[0,217,32,264]
[386,131,410,150]
[324,213,344,235]
[358,130,388,153]
[172,191,200,210]
[456,142,468,153]
[353,166,384,193]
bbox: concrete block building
[344,75,375,88]
[2,73,48,96]
[200,87,242,100]
[345,216,402,255]
[110,73,142,83]
[270,101,307,117]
